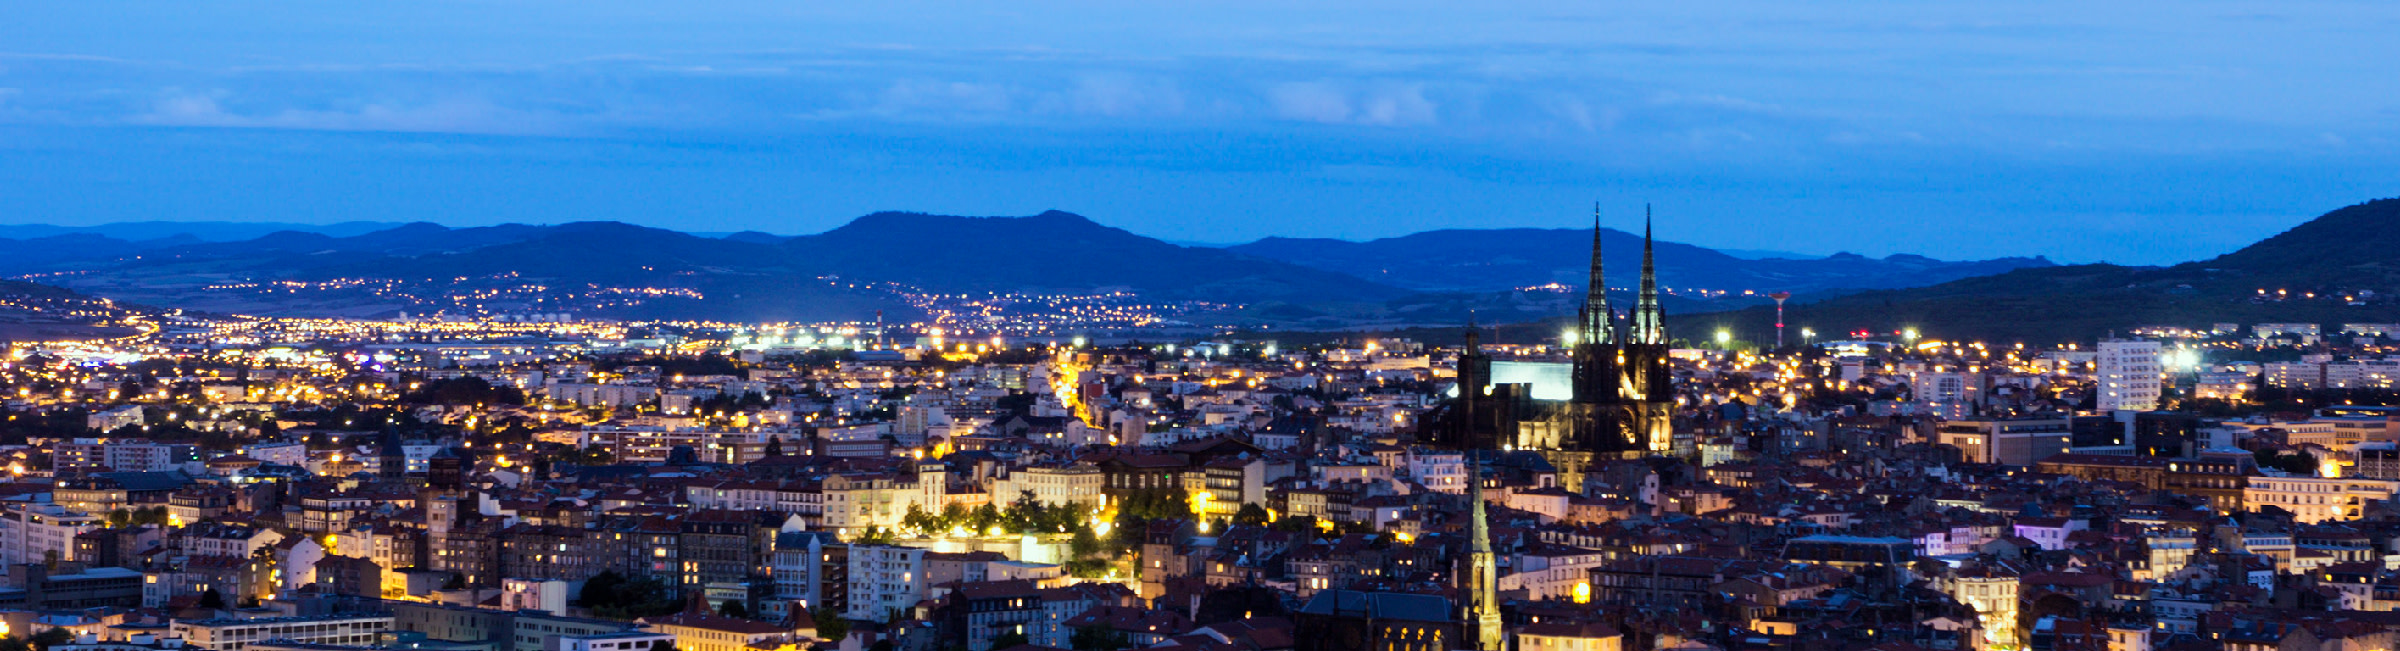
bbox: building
[1782,535,1915,591]
[172,615,394,651]
[2097,339,2162,413]
[1949,566,2020,649]
[1937,417,2070,467]
[543,632,676,651]
[1292,590,1461,651]
[1429,211,1682,479]
[0,504,104,568]
[86,407,145,434]
[940,580,1044,651]
[1516,623,1623,651]
[638,612,805,651]
[765,530,838,622]
[0,564,143,609]
[845,544,927,621]
[2243,476,2400,523]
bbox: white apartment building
[172,615,394,651]
[2097,339,2162,412]
[1406,448,1467,494]
[544,632,678,651]
[990,464,1106,509]
[846,544,928,621]
[105,442,199,473]
[86,406,146,433]
[2245,476,2400,523]
[0,503,103,568]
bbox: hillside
[1677,198,2400,345]
[1227,227,2052,295]
[777,211,1407,303]
[0,212,1407,322]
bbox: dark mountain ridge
[1679,198,2400,345]
[1227,227,2052,295]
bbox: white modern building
[2097,339,2163,413]
[845,544,928,621]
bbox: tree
[765,436,785,458]
[814,608,852,644]
[1070,627,1130,651]
[970,503,1004,535]
[1069,526,1102,559]
[852,527,897,545]
[902,504,935,536]
[939,503,970,532]
[580,570,626,606]
[28,630,66,651]
[578,570,680,619]
[1003,490,1044,534]
[719,600,749,619]
[1193,585,1287,625]
[132,506,170,526]
[990,631,1030,651]
[1232,503,1271,527]
[198,587,226,609]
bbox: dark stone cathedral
[1426,207,1683,482]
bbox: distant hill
[0,212,1405,322]
[774,211,1406,303]
[1226,228,2050,295]
[0,209,2089,327]
[1678,198,2400,345]
[0,220,403,242]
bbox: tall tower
[1630,206,1665,346]
[1575,203,1615,350]
[1463,453,1503,651]
[1457,318,1492,449]
[1570,204,1619,405]
[1623,208,1679,457]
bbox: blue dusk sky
[2,1,2397,264]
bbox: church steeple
[1464,451,1503,651]
[1464,313,1482,355]
[1632,204,1666,345]
[1577,203,1614,347]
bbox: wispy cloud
[133,93,567,135]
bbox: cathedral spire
[1578,202,1614,346]
[1633,204,1666,345]
[1464,312,1482,355]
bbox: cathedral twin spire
[1579,203,1666,347]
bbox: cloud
[133,92,561,135]
[873,80,1014,116]
[1267,82,1351,123]
[1066,73,1186,118]
[1266,82,1436,127]
[1648,91,1785,115]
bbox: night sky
[3,1,2397,263]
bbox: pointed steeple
[1464,450,1503,651]
[1463,313,1483,355]
[1578,202,1614,346]
[1633,204,1666,345]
